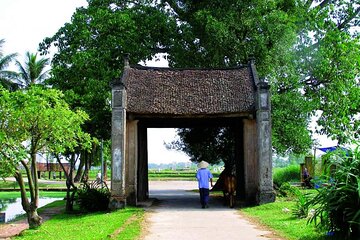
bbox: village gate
[109,58,275,209]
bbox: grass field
[0,181,67,190]
[148,169,220,181]
[0,192,143,240]
[239,188,339,240]
[0,191,66,199]
[14,202,144,240]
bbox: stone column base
[109,196,126,210]
[256,190,276,205]
[126,190,137,206]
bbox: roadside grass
[0,180,66,189]
[15,202,144,240]
[240,198,328,240]
[0,191,66,199]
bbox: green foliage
[276,183,312,219]
[306,148,360,238]
[168,127,235,166]
[271,91,313,154]
[278,182,297,198]
[0,39,18,90]
[76,181,111,212]
[0,86,91,159]
[273,165,300,187]
[0,85,92,227]
[40,0,360,155]
[14,51,50,88]
[292,188,311,219]
[40,1,177,140]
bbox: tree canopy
[0,39,18,90]
[40,0,360,160]
[15,52,50,88]
[0,85,91,228]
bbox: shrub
[277,183,311,218]
[76,181,111,212]
[273,164,300,187]
[292,188,311,219]
[306,148,360,239]
[278,182,297,198]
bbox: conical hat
[197,161,209,169]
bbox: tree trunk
[81,151,89,182]
[30,151,39,207]
[74,154,84,182]
[27,206,42,229]
[103,160,108,181]
[56,154,77,212]
[14,169,42,229]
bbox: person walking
[196,161,213,209]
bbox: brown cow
[211,169,237,208]
[223,174,236,208]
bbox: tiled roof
[121,65,256,116]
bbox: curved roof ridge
[129,64,248,71]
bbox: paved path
[0,207,62,239]
[143,181,281,240]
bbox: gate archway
[109,58,275,209]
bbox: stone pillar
[126,120,138,205]
[109,75,127,210]
[255,80,275,204]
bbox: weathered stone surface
[255,80,275,205]
[111,86,127,208]
[108,196,126,210]
[256,190,276,205]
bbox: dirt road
[142,181,281,240]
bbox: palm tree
[15,51,50,88]
[0,39,18,90]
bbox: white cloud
[0,0,87,57]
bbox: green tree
[15,51,50,88]
[40,0,177,181]
[40,0,359,159]
[168,127,236,167]
[40,1,176,140]
[0,39,18,90]
[165,0,359,155]
[0,86,91,228]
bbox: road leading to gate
[142,181,281,240]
